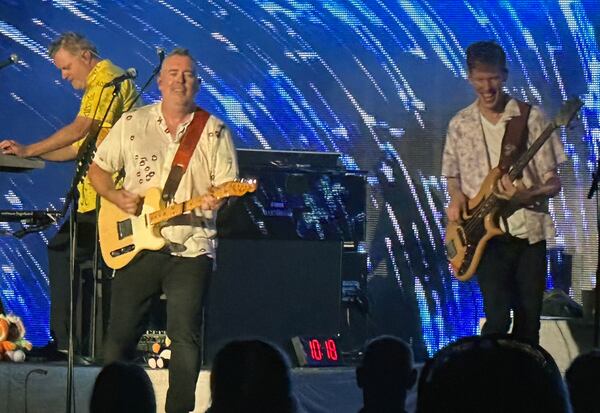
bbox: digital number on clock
[291,336,343,367]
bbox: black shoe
[73,354,95,366]
[27,347,67,362]
[30,346,95,364]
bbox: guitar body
[99,187,166,270]
[98,180,258,270]
[445,168,505,281]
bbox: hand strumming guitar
[106,189,142,215]
[445,177,467,223]
[447,193,467,223]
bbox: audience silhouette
[416,334,571,413]
[206,339,296,413]
[90,361,156,413]
[356,335,417,413]
[565,349,600,413]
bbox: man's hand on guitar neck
[495,172,561,207]
[495,175,527,204]
[199,194,225,211]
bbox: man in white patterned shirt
[89,48,238,413]
[442,41,566,344]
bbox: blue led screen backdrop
[0,0,598,357]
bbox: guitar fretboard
[146,181,255,226]
[148,195,209,225]
[508,123,555,181]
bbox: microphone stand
[587,157,600,348]
[125,51,164,112]
[88,52,164,360]
[62,82,123,413]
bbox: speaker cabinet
[203,239,342,365]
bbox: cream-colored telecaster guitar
[99,179,257,269]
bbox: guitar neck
[508,123,556,181]
[148,194,210,225]
[478,123,557,217]
[145,180,257,226]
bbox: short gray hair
[161,47,198,74]
[48,32,99,58]
[166,47,195,61]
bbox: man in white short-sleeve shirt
[441,41,565,344]
[89,48,238,413]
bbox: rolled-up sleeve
[93,115,125,174]
[212,123,239,187]
[442,117,460,178]
[528,107,567,177]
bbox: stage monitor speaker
[203,239,342,366]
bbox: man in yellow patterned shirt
[0,32,138,360]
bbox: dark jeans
[48,211,101,353]
[103,251,212,413]
[477,234,546,344]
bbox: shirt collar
[156,102,196,143]
[85,59,111,90]
[467,96,522,123]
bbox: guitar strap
[497,100,531,175]
[161,107,211,202]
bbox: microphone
[156,47,165,63]
[0,54,18,70]
[105,67,137,87]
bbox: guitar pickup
[117,219,133,240]
[457,227,467,247]
[446,240,457,259]
[110,244,135,257]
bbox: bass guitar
[445,97,582,281]
[99,179,257,269]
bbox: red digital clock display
[291,336,343,367]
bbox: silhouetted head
[416,335,571,413]
[90,361,156,413]
[208,339,296,413]
[565,349,600,413]
[356,335,417,413]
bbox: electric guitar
[445,97,582,281]
[99,179,257,269]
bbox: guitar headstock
[211,178,258,199]
[553,97,583,128]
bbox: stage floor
[0,361,421,413]
[1,317,589,413]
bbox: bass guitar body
[445,168,505,281]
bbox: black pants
[477,234,546,344]
[47,211,101,352]
[103,251,212,413]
